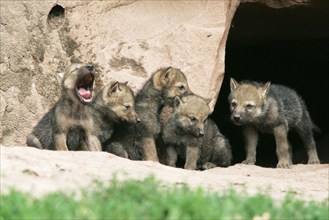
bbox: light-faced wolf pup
[91,81,140,144]
[67,81,140,151]
[26,63,101,151]
[162,94,232,170]
[229,78,320,168]
[105,67,191,161]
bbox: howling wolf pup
[229,78,320,168]
[26,63,101,151]
[105,67,191,161]
[162,94,232,170]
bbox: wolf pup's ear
[109,81,120,96]
[260,82,271,98]
[230,78,239,91]
[174,96,183,109]
[153,67,173,90]
[161,67,173,86]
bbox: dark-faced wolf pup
[26,63,101,151]
[229,78,320,168]
[162,94,232,170]
[105,67,191,161]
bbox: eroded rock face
[0,0,241,146]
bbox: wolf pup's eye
[189,116,196,123]
[231,101,237,108]
[246,104,254,110]
[178,85,185,91]
[124,105,131,110]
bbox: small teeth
[80,95,92,103]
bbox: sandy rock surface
[0,0,240,146]
[1,146,328,201]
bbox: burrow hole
[47,4,65,29]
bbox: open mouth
[76,73,94,104]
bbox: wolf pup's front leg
[166,145,178,167]
[54,133,69,151]
[184,146,199,170]
[86,133,102,151]
[242,126,258,165]
[141,137,159,162]
[274,125,292,168]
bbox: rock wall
[0,0,311,147]
[0,0,241,146]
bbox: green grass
[1,177,328,219]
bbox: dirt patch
[1,146,328,201]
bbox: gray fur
[104,67,190,161]
[229,78,320,168]
[162,95,232,170]
[26,63,100,151]
[66,82,139,150]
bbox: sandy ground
[1,146,328,201]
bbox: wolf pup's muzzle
[76,64,95,104]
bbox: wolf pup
[162,95,232,170]
[92,81,140,143]
[67,81,140,151]
[105,67,191,161]
[26,63,101,151]
[135,67,192,161]
[229,78,320,168]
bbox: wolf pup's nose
[198,129,205,137]
[86,64,93,71]
[233,115,241,121]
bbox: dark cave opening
[213,1,329,167]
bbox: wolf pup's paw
[201,162,217,170]
[167,161,176,167]
[277,159,291,168]
[241,159,256,165]
[184,164,197,170]
[308,159,320,164]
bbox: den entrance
[213,1,329,167]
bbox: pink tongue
[78,88,91,99]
